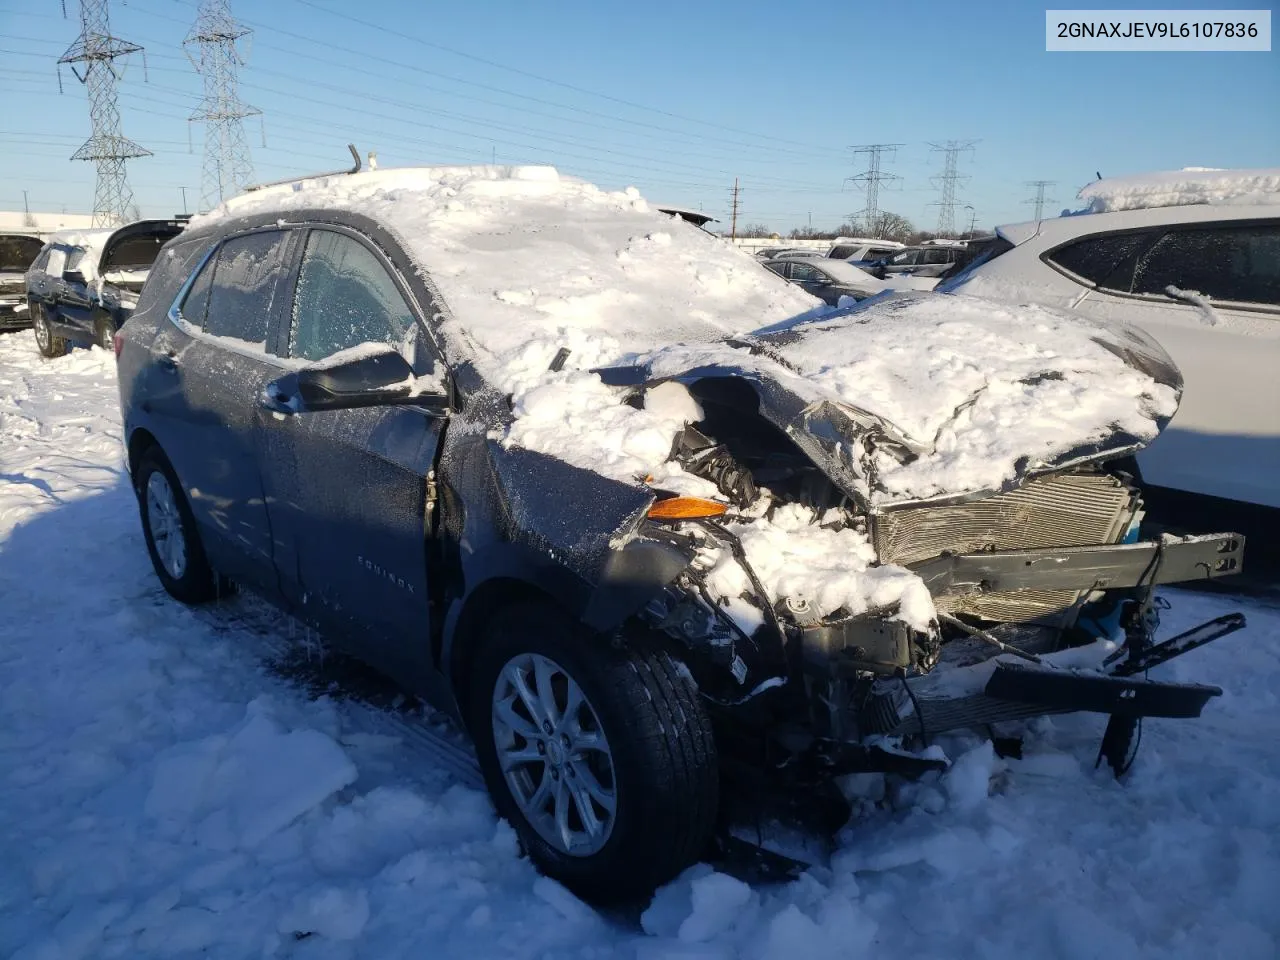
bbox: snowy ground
[1,331,1278,959]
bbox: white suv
[942,170,1280,510]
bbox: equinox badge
[357,556,415,594]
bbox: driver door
[255,225,447,679]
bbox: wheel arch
[126,426,161,482]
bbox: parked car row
[0,219,186,354]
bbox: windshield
[0,236,44,273]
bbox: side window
[65,248,89,272]
[30,247,51,272]
[45,247,67,277]
[179,252,216,328]
[203,230,290,350]
[922,248,950,265]
[1132,225,1280,307]
[289,230,418,362]
[763,261,786,278]
[790,262,822,282]
[1046,232,1150,290]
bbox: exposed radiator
[873,471,1138,623]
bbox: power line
[845,144,901,237]
[57,0,151,226]
[1023,180,1058,220]
[185,0,260,209]
[928,139,978,236]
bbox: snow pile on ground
[1,335,1279,958]
[1079,167,1280,213]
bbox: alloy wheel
[491,653,617,856]
[33,311,49,350]
[146,470,188,580]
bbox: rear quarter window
[1045,232,1151,289]
[1132,224,1280,307]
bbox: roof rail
[244,144,362,193]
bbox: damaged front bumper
[797,533,1247,740]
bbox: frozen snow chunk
[143,704,357,850]
[13,901,129,960]
[644,380,703,425]
[677,871,753,943]
[533,876,600,928]
[277,886,370,942]
[760,900,877,960]
[943,741,996,812]
[642,864,715,938]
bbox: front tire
[468,604,718,903]
[31,303,67,358]
[135,446,223,604]
[94,314,115,351]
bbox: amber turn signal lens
[647,497,728,520]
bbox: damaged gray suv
[115,164,1247,902]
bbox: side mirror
[62,269,87,285]
[261,345,450,415]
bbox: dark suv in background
[0,233,45,332]
[26,219,185,356]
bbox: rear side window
[828,245,858,259]
[789,262,824,282]
[1132,225,1280,307]
[922,248,951,265]
[45,247,67,277]
[179,253,216,328]
[288,230,418,362]
[1046,232,1150,289]
[203,230,290,349]
[65,248,89,272]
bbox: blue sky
[1,0,1276,233]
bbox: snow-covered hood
[598,293,1182,509]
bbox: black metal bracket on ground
[985,662,1222,719]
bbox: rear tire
[135,446,224,605]
[468,603,718,903]
[31,303,67,358]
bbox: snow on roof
[832,237,904,247]
[196,166,820,385]
[1078,167,1280,213]
[46,227,115,251]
